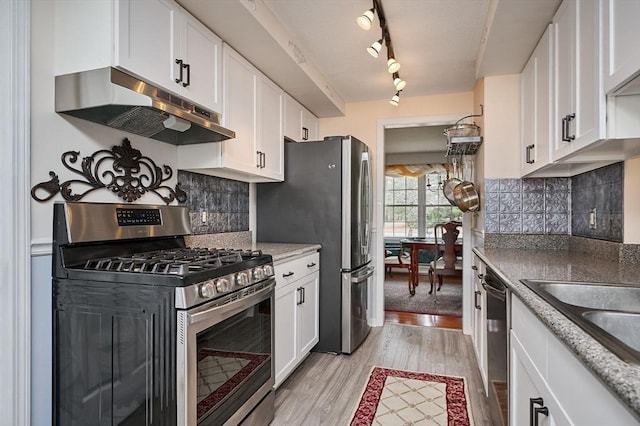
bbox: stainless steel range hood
[55,67,235,145]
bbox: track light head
[357,8,375,30]
[389,91,400,106]
[392,72,406,90]
[387,57,400,73]
[367,38,383,58]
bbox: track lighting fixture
[367,38,383,58]
[356,8,375,30]
[356,0,405,102]
[392,72,406,91]
[389,91,401,106]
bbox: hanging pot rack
[445,106,484,157]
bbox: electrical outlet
[201,211,207,224]
[589,208,596,230]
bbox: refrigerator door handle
[350,266,374,283]
[359,152,372,258]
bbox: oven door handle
[186,281,274,329]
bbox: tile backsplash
[484,162,624,242]
[484,177,570,234]
[571,162,623,242]
[177,170,249,234]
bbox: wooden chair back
[433,222,461,271]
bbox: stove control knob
[253,266,265,280]
[216,278,230,293]
[199,281,216,299]
[263,265,274,277]
[236,271,249,286]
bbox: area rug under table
[350,366,473,426]
[384,276,463,317]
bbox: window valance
[384,164,448,178]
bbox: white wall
[624,157,640,244]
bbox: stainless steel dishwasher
[483,267,510,426]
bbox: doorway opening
[373,116,471,331]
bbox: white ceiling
[178,0,561,116]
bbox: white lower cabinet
[471,256,487,394]
[510,296,637,425]
[274,252,319,388]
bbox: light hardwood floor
[272,323,491,425]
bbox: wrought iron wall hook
[31,138,187,205]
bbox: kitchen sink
[528,281,640,312]
[582,311,640,353]
[520,280,640,364]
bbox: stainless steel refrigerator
[257,135,373,354]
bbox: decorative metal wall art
[31,138,187,205]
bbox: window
[384,172,462,238]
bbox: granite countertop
[248,242,321,263]
[474,247,640,419]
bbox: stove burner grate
[82,248,263,276]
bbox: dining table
[400,238,463,295]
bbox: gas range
[53,202,274,309]
[52,202,277,426]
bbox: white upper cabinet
[177,44,284,182]
[551,0,605,161]
[284,94,319,142]
[55,0,222,113]
[521,25,553,176]
[602,0,640,94]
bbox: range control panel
[116,208,162,226]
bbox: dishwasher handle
[482,273,507,301]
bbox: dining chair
[428,222,463,294]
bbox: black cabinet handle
[526,144,535,164]
[301,286,305,304]
[471,265,478,271]
[302,127,308,140]
[261,152,266,168]
[283,271,294,278]
[296,287,302,305]
[182,63,190,87]
[561,116,568,141]
[175,59,183,83]
[566,113,575,141]
[307,262,316,268]
[256,151,261,168]
[474,290,481,309]
[477,273,484,280]
[529,397,548,426]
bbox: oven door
[177,280,275,426]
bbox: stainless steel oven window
[177,281,275,426]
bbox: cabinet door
[116,0,175,90]
[553,0,603,161]
[222,46,258,173]
[180,14,222,113]
[284,94,303,141]
[257,76,284,180]
[301,108,319,141]
[297,272,319,356]
[511,333,572,426]
[472,260,487,392]
[552,0,575,160]
[522,25,553,176]
[521,53,537,174]
[274,284,298,388]
[602,0,640,93]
